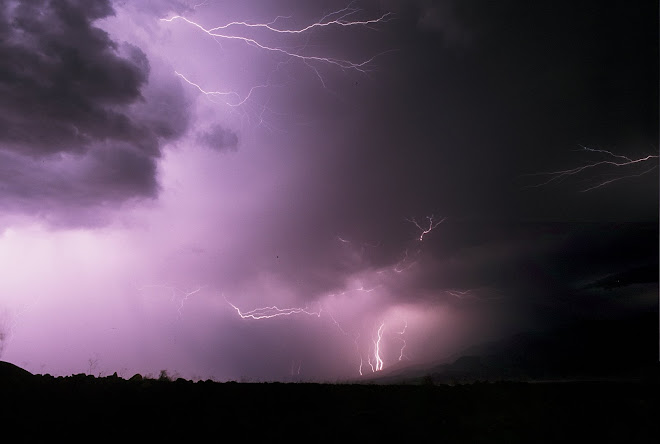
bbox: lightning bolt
[527,145,658,192]
[174,71,270,108]
[221,208,446,378]
[137,284,204,318]
[224,295,321,319]
[336,235,351,244]
[177,286,203,317]
[152,4,466,381]
[290,359,303,377]
[225,288,401,377]
[397,320,408,361]
[4,295,42,348]
[186,5,394,35]
[580,166,658,192]
[445,288,502,301]
[191,0,211,10]
[160,5,394,115]
[393,248,418,273]
[445,289,472,299]
[367,344,375,373]
[355,333,363,376]
[161,8,393,73]
[373,321,385,371]
[406,215,446,241]
[325,309,365,376]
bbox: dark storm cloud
[230,0,657,317]
[389,221,659,325]
[0,143,159,225]
[584,266,659,291]
[0,0,150,155]
[0,0,190,218]
[347,0,658,222]
[118,0,192,36]
[129,0,191,17]
[84,145,159,200]
[415,0,471,46]
[196,125,239,153]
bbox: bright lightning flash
[225,290,414,377]
[224,295,321,320]
[161,5,393,110]
[407,215,446,241]
[373,321,385,371]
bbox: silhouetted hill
[0,360,34,384]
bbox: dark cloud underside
[0,0,189,219]
[197,124,239,153]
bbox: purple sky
[0,0,657,381]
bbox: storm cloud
[196,124,239,153]
[0,0,189,219]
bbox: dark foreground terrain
[1,362,658,443]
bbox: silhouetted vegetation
[1,361,658,442]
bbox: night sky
[0,0,657,381]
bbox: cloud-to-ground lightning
[368,320,407,370]
[527,145,658,192]
[225,287,418,376]
[396,320,408,361]
[354,333,363,376]
[324,309,366,376]
[407,215,446,241]
[372,321,385,371]
[290,359,302,377]
[220,206,449,377]
[218,201,454,378]
[225,289,372,376]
